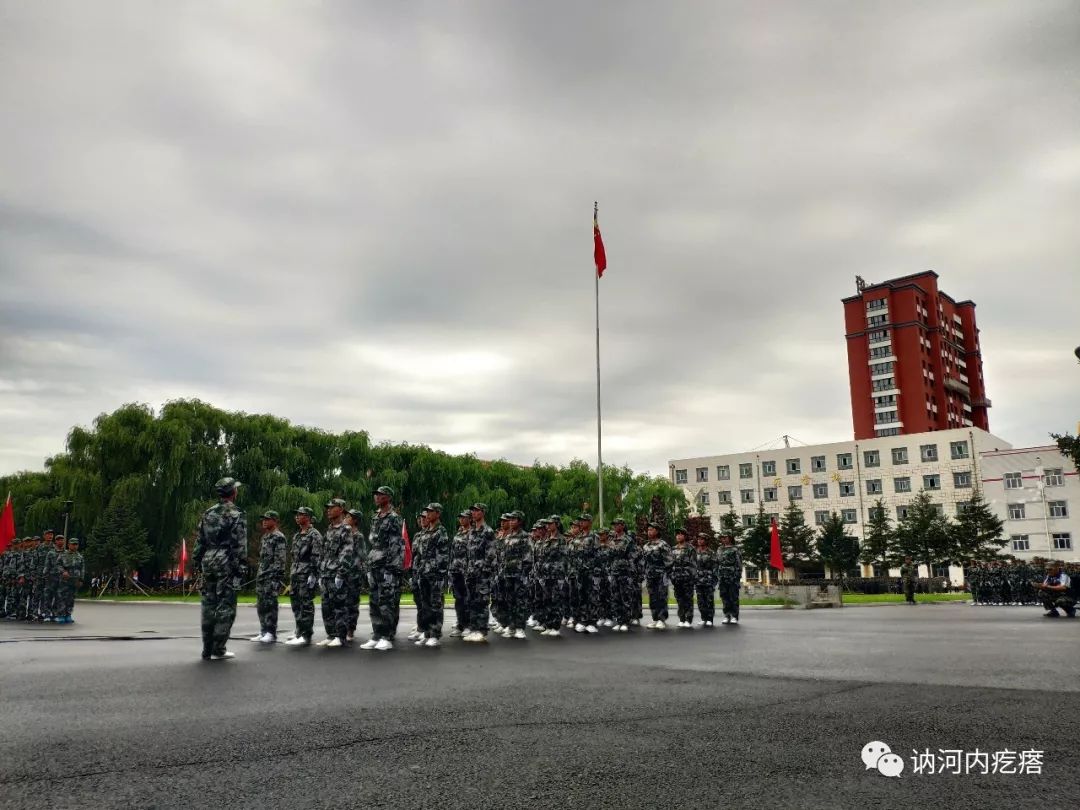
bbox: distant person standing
[251,511,287,644]
[900,556,918,604]
[641,522,673,629]
[360,486,404,651]
[192,478,247,661]
[284,507,321,647]
[670,528,697,628]
[447,510,471,638]
[693,532,718,627]
[717,534,742,625]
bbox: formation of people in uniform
[0,530,85,623]
[192,477,744,660]
[966,559,1080,614]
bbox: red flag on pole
[0,493,15,555]
[402,520,412,571]
[593,203,607,278]
[179,538,188,579]
[769,517,784,572]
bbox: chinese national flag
[0,494,15,555]
[769,517,785,572]
[402,520,412,570]
[594,208,607,278]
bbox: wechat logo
[862,741,905,778]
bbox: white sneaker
[574,623,585,633]
[359,638,379,650]
[531,623,544,632]
[209,651,235,660]
[326,638,343,648]
[415,637,427,646]
[500,628,513,638]
[249,634,265,642]
[490,621,502,632]
[526,617,537,627]
[346,633,354,642]
[449,627,464,638]
[721,616,731,625]
[631,619,640,626]
[585,624,598,634]
[374,638,393,651]
[315,638,331,647]
[425,637,440,647]
[261,632,276,643]
[463,631,479,643]
[730,617,738,624]
[407,630,422,641]
[513,629,526,639]
[284,636,309,646]
[705,621,713,627]
[618,624,628,632]
[657,621,667,630]
[547,628,561,637]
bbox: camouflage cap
[292,506,315,516]
[43,528,55,535]
[260,510,280,521]
[499,513,511,521]
[674,526,688,536]
[531,522,544,531]
[611,517,627,526]
[457,509,472,519]
[376,485,395,499]
[425,502,444,513]
[510,510,525,521]
[548,514,561,522]
[54,534,65,541]
[471,502,488,513]
[647,521,661,530]
[67,537,80,548]
[578,512,593,522]
[347,509,364,520]
[214,477,240,496]
[539,518,554,525]
[324,498,347,509]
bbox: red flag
[402,520,412,571]
[0,494,15,555]
[593,204,607,278]
[769,517,784,572]
[179,538,188,579]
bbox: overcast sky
[1,1,1078,478]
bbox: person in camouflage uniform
[641,522,673,629]
[360,486,404,651]
[900,556,918,604]
[607,518,639,632]
[533,518,567,635]
[411,503,450,646]
[463,502,497,642]
[594,527,613,627]
[318,498,356,648]
[0,546,9,619]
[448,510,471,638]
[694,532,718,627]
[284,507,321,646]
[345,509,367,641]
[192,477,247,661]
[251,511,287,643]
[7,540,28,620]
[717,534,742,624]
[499,511,532,639]
[490,513,511,633]
[670,528,697,627]
[58,537,84,623]
[562,518,580,627]
[41,533,66,621]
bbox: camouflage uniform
[346,517,368,636]
[255,528,287,637]
[193,500,247,658]
[30,540,50,620]
[501,525,533,632]
[413,520,450,639]
[717,544,742,620]
[694,544,718,623]
[0,549,11,618]
[367,508,405,640]
[42,543,64,620]
[608,530,640,627]
[319,520,356,642]
[465,519,497,635]
[641,539,673,622]
[593,540,613,622]
[670,542,697,623]
[491,524,509,628]
[59,546,84,620]
[900,561,917,603]
[448,522,470,633]
[533,526,567,631]
[289,525,322,641]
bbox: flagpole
[594,201,603,527]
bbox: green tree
[86,501,152,582]
[860,498,894,575]
[718,505,744,544]
[817,512,860,583]
[893,490,953,581]
[1051,433,1080,469]
[741,503,771,577]
[779,501,816,577]
[950,490,1005,565]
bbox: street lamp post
[1034,457,1052,559]
[61,499,74,538]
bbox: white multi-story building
[669,427,1014,580]
[979,446,1079,562]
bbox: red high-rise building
[843,271,990,440]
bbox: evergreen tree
[718,505,744,544]
[779,501,816,576]
[893,490,953,579]
[817,512,860,582]
[950,490,1005,564]
[741,502,771,576]
[86,501,152,582]
[860,498,894,575]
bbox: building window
[1003,472,1022,489]
[868,329,888,341]
[1045,468,1064,487]
[1053,533,1072,550]
[812,482,828,499]
[786,458,801,475]
[956,501,972,515]
[896,505,910,520]
[891,447,908,465]
[814,510,829,526]
[1008,503,1025,520]
[867,315,888,328]
[839,481,855,497]
[696,467,708,483]
[950,440,969,460]
[868,505,886,520]
[739,463,753,479]
[866,479,883,495]
[874,394,897,407]
[876,428,901,437]
[841,509,857,524]
[869,345,892,359]
[837,453,853,470]
[718,490,732,504]
[920,444,939,462]
[932,564,949,579]
[740,489,755,504]
[763,487,777,502]
[872,377,895,392]
[864,450,880,468]
[929,503,945,516]
[811,455,826,472]
[1049,501,1068,518]
[675,469,687,484]
[923,474,941,490]
[894,477,911,493]
[953,471,972,489]
[788,485,803,500]
[761,460,776,477]
[742,515,755,528]
[867,298,887,311]
[869,361,894,375]
[1011,535,1030,552]
[717,465,730,480]
[697,491,710,506]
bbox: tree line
[0,400,692,580]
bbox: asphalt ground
[0,601,1077,809]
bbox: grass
[841,592,971,604]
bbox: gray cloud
[1,0,1078,479]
